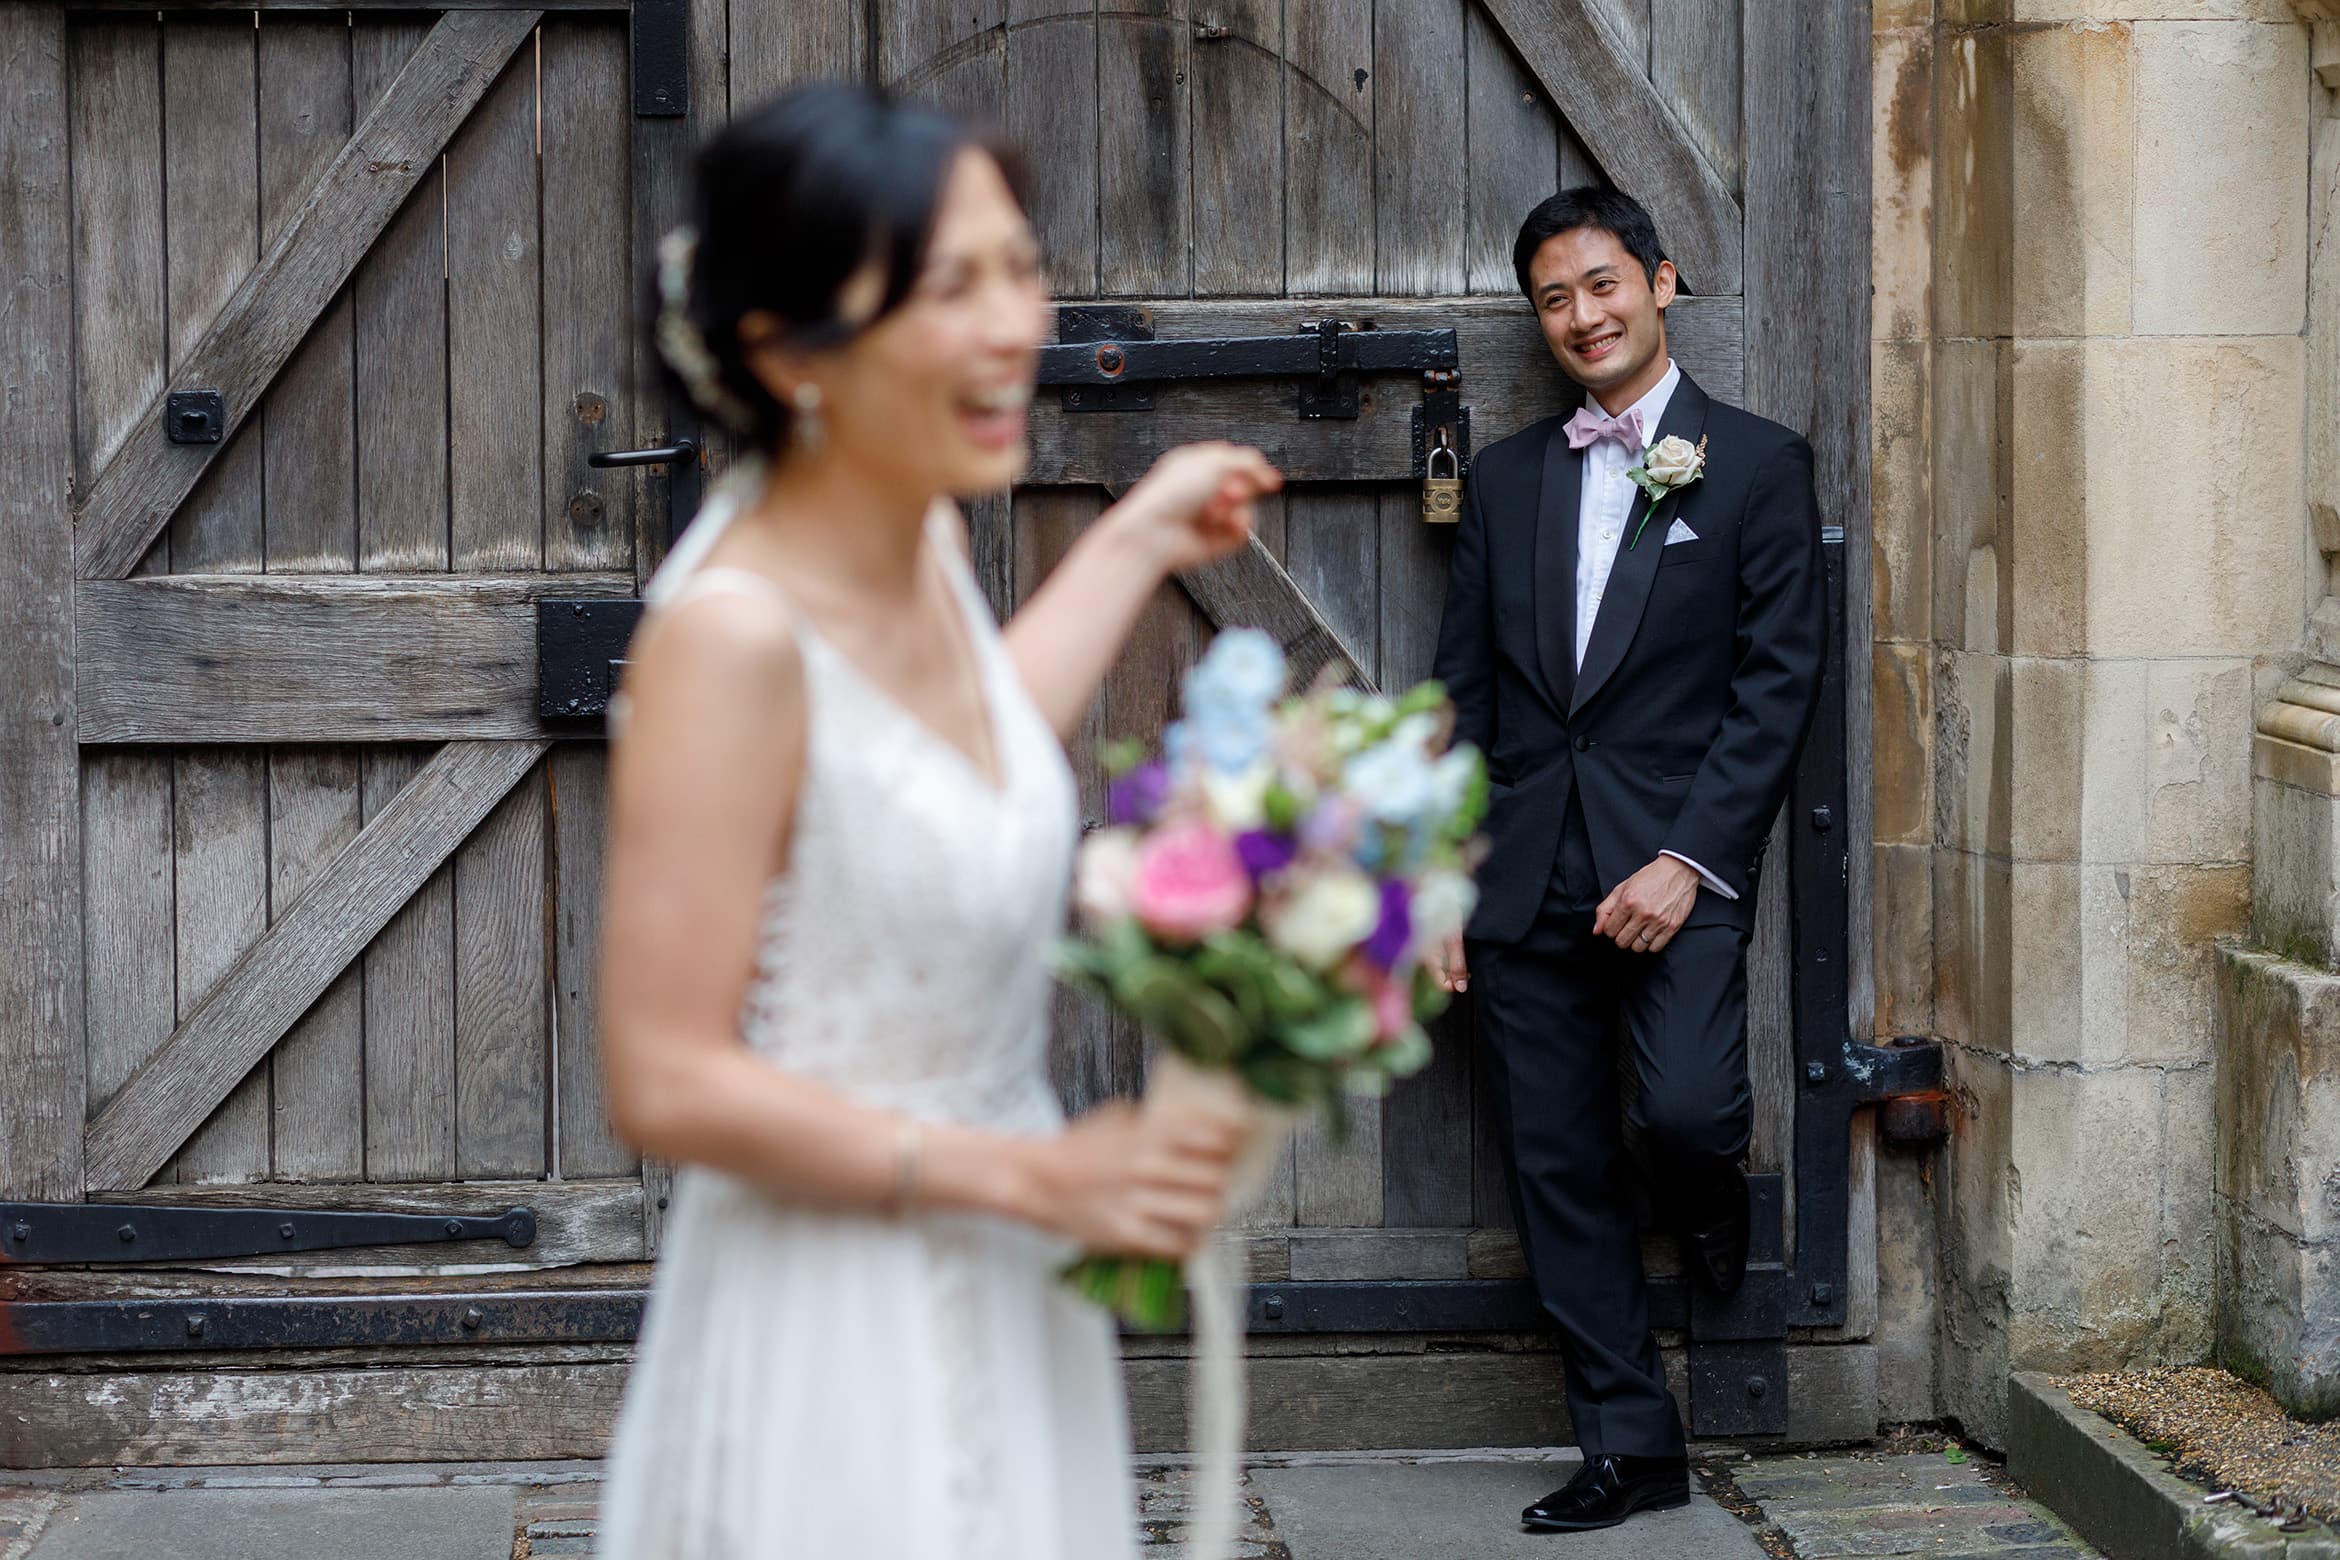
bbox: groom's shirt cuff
[1661,850,1740,901]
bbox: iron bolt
[570,603,588,618]
[279,1223,296,1240]
[186,1314,206,1340]
[445,1220,465,1237]
[1263,1295,1285,1321]
[1097,345,1125,374]
[1747,1376,1768,1399]
[1811,1281,1836,1306]
[1811,805,1833,832]
[10,1222,28,1243]
[1806,1060,1829,1086]
[462,1307,485,1331]
[117,1224,136,1244]
[1065,390,1085,408]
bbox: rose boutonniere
[1625,434,1708,549]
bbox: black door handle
[588,439,698,469]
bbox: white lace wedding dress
[596,485,1137,1560]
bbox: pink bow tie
[1564,404,1645,453]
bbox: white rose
[1264,867,1383,971]
[1201,761,1273,831]
[1410,868,1479,944]
[1074,829,1142,924]
[1644,434,1704,486]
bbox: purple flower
[1108,762,1170,826]
[1362,878,1412,972]
[1234,829,1298,882]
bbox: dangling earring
[790,382,826,455]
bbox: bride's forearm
[1002,508,1177,741]
[611,1037,1053,1226]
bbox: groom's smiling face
[1526,226,1678,411]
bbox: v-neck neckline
[785,543,1011,800]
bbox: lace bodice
[636,483,1080,1135]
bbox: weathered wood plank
[1192,0,1282,295]
[68,18,166,483]
[1018,488,1128,1115]
[551,746,632,1178]
[0,3,82,1202]
[1004,0,1099,299]
[84,741,551,1191]
[882,0,1005,128]
[80,759,176,1167]
[1099,2,1190,297]
[75,573,635,744]
[541,21,635,574]
[1372,0,1466,296]
[1750,806,1793,1179]
[1177,535,1367,695]
[0,1360,632,1467]
[731,0,864,105]
[267,751,366,1181]
[169,751,274,1185]
[70,0,619,9]
[84,1179,644,1274]
[1286,487,1384,1226]
[1286,1228,1469,1281]
[162,17,265,579]
[1023,295,1745,486]
[1464,4,1561,298]
[1744,0,1873,1059]
[446,36,543,572]
[258,18,357,575]
[353,19,449,574]
[75,9,543,580]
[1651,0,1742,196]
[361,749,458,1183]
[455,765,552,1180]
[161,17,274,1186]
[1475,0,1742,294]
[1128,1348,1573,1453]
[1285,0,1372,295]
[257,18,364,1186]
[1378,489,1478,1228]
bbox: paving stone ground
[1724,1450,2107,1560]
[0,1447,2105,1558]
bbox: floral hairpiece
[655,227,760,432]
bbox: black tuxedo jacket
[1432,370,1825,944]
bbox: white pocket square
[1663,518,1700,546]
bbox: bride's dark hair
[657,82,1024,451]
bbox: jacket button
[1573,736,1591,752]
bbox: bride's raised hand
[1026,1099,1245,1259]
[1103,442,1283,576]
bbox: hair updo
[656,83,1021,451]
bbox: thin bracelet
[889,1118,923,1217]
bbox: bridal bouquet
[1054,628,1487,1330]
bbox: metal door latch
[0,1201,536,1265]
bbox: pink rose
[1130,821,1253,943]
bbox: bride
[592,84,1282,1559]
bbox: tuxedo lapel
[1570,373,1711,719]
[1530,416,1583,712]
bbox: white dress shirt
[1572,359,1737,902]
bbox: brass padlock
[1421,439,1463,524]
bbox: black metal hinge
[0,1202,536,1265]
[1040,311,1460,423]
[539,598,647,724]
[629,0,688,117]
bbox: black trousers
[1468,800,1753,1458]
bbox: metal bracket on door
[1040,310,1460,423]
[0,1202,537,1266]
[539,598,647,724]
[629,0,689,117]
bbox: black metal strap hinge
[0,1202,536,1265]
[630,0,688,117]
[540,598,647,723]
[1040,312,1460,423]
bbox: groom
[1432,188,1824,1533]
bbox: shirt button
[1573,736,1592,753]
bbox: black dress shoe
[1520,1452,1691,1532]
[1679,1164,1750,1297]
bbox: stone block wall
[1869,0,2314,1445]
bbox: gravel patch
[2057,1365,2340,1527]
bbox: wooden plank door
[18,0,705,1308]
[833,0,1875,1362]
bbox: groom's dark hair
[1512,187,1669,297]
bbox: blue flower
[1344,738,1437,826]
[1188,628,1287,710]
